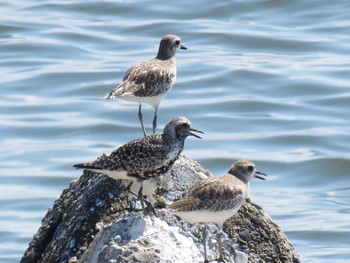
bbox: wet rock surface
[21,155,300,263]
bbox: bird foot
[124,181,133,192]
[143,199,158,217]
[120,175,157,217]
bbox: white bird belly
[120,92,169,108]
[171,206,242,227]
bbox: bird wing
[168,175,246,212]
[74,135,168,175]
[106,59,176,98]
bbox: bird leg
[124,181,135,209]
[201,225,224,263]
[124,181,133,192]
[203,223,209,263]
[144,198,157,216]
[152,104,159,134]
[136,185,157,216]
[137,184,146,211]
[123,181,140,210]
[123,181,154,214]
[216,227,224,262]
[138,104,147,137]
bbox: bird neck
[163,134,185,154]
[233,173,250,184]
[156,50,175,60]
[162,133,182,144]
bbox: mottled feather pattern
[104,35,186,136]
[107,58,176,98]
[167,160,264,263]
[168,174,246,212]
[78,134,183,180]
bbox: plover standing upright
[73,116,203,214]
[106,34,187,137]
[168,160,266,262]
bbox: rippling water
[1,1,350,262]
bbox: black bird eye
[182,123,189,128]
[175,40,180,45]
[248,165,254,172]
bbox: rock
[20,155,300,263]
[225,200,300,263]
[79,216,203,263]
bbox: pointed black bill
[254,170,267,180]
[189,127,204,139]
[180,44,187,50]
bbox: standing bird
[73,116,203,213]
[168,160,267,262]
[106,34,187,137]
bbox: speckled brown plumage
[109,58,177,98]
[105,34,187,136]
[73,117,203,202]
[75,134,180,180]
[168,160,266,262]
[168,160,266,215]
[168,174,246,212]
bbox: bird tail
[167,198,195,211]
[73,163,99,170]
[105,91,116,100]
[105,84,123,100]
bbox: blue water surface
[1,1,350,262]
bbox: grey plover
[106,34,187,137]
[74,116,203,213]
[168,160,266,262]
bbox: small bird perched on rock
[105,34,187,137]
[168,160,267,262]
[74,116,203,214]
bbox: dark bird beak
[189,128,204,139]
[254,170,267,180]
[180,45,187,50]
